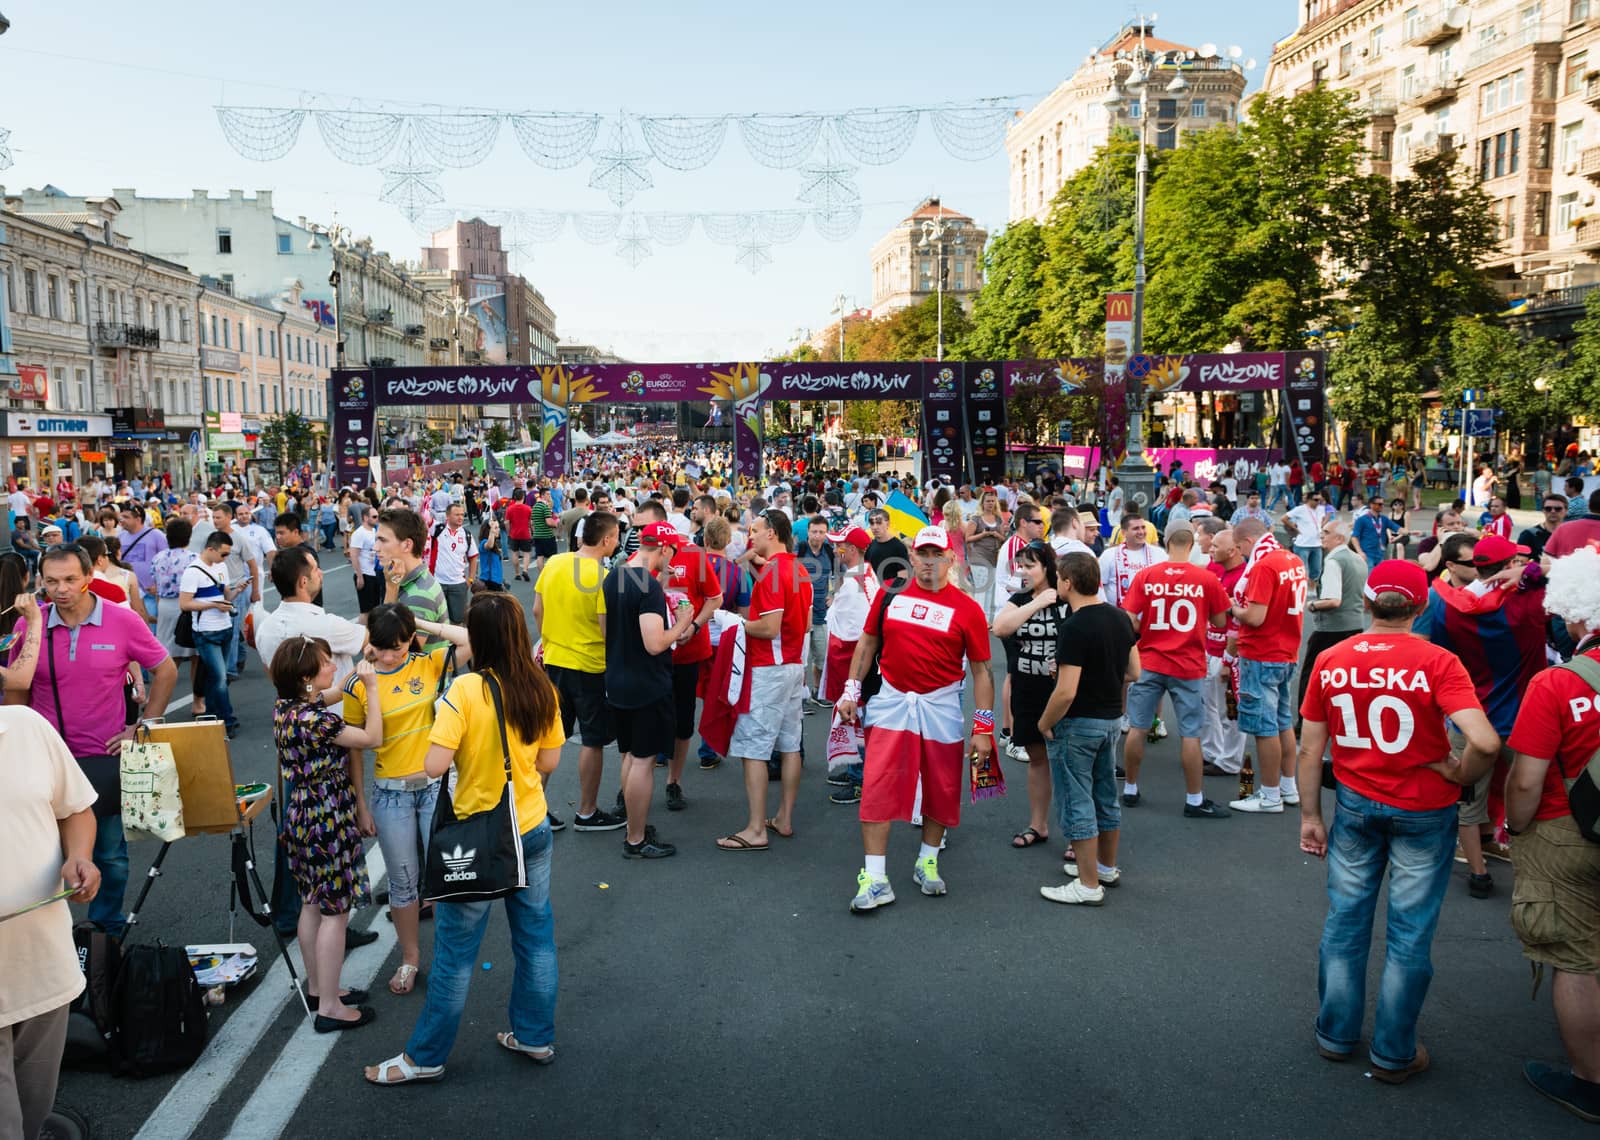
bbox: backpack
[111,942,208,1077]
[62,922,122,1067]
[1555,655,1600,843]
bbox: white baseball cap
[911,525,950,551]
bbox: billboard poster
[330,370,377,490]
[963,362,1006,485]
[1104,294,1133,461]
[468,294,510,366]
[1281,350,1327,466]
[921,363,966,485]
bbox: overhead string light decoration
[796,130,863,241]
[0,128,12,172]
[508,112,604,168]
[377,126,445,222]
[614,215,653,267]
[587,116,654,207]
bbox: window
[1398,122,1413,162]
[1562,120,1583,167]
[221,318,230,350]
[180,308,191,342]
[69,282,81,324]
[241,384,248,414]
[257,327,264,356]
[1495,132,1507,177]
[46,275,60,319]
[1156,124,1177,149]
[1339,42,1355,76]
[75,369,88,410]
[1369,24,1385,58]
[273,386,280,414]
[1568,52,1588,96]
[1576,1,1593,21]
[22,268,37,315]
[1510,127,1522,172]
[1404,6,1422,41]
[1534,191,1551,238]
[1128,100,1143,119]
[1190,98,1207,117]
[277,233,293,255]
[1537,121,1553,167]
[217,228,233,254]
[1481,138,1493,179]
[226,379,235,413]
[51,367,65,409]
[208,313,217,345]
[259,383,266,411]
[1558,190,1581,231]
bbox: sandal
[715,833,769,852]
[496,1031,555,1065]
[389,964,419,995]
[1011,826,1047,849]
[764,817,795,839]
[365,1052,445,1085]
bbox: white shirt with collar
[252,600,367,687]
[427,524,478,586]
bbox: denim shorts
[1238,657,1297,737]
[371,777,442,908]
[1048,716,1122,842]
[1125,669,1205,737]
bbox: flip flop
[715,833,769,852]
[496,1031,555,1065]
[389,964,419,995]
[365,1052,445,1085]
[764,817,795,839]
[1011,826,1047,848]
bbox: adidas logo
[441,844,478,882]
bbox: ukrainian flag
[883,490,930,539]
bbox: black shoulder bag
[172,561,221,651]
[46,624,123,819]
[423,671,528,903]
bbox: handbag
[422,671,527,903]
[120,731,186,841]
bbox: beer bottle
[1239,755,1255,800]
[1224,683,1239,721]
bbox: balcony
[1572,218,1600,250]
[1412,133,1456,163]
[463,350,483,364]
[1403,9,1466,49]
[403,323,426,338]
[1586,76,1600,111]
[365,307,393,326]
[1404,76,1459,109]
[94,322,161,350]
[1581,145,1600,182]
[369,356,396,368]
[428,337,450,351]
[1364,90,1398,118]
[1466,22,1562,73]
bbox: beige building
[1262,1,1600,294]
[1006,21,1250,224]
[868,197,988,316]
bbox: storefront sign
[7,365,47,402]
[2,412,114,437]
[111,406,166,435]
[201,347,241,372]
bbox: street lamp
[918,208,964,362]
[306,218,350,480]
[448,294,470,443]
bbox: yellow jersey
[342,647,451,779]
[430,672,564,828]
[534,552,608,673]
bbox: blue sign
[1461,388,1479,404]
[1464,408,1499,438]
[188,430,202,454]
[1057,421,1073,443]
[1126,354,1156,380]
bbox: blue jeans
[1328,486,1342,509]
[1048,716,1122,842]
[192,627,237,730]
[227,596,248,675]
[1296,545,1323,582]
[1238,657,1296,738]
[405,821,556,1067]
[370,780,442,908]
[1316,785,1457,1070]
[1266,484,1290,511]
[90,814,129,936]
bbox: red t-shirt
[1237,548,1307,664]
[865,581,990,693]
[504,501,533,541]
[1300,631,1484,811]
[1206,560,1246,657]
[1123,561,1232,680]
[1506,647,1600,821]
[1543,519,1600,559]
[745,552,812,668]
[664,547,723,665]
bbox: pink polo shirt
[9,599,169,758]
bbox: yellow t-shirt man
[429,672,564,828]
[342,647,451,780]
[534,551,607,673]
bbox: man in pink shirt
[4,545,175,936]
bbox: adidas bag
[424,672,526,903]
[62,922,121,1068]
[111,943,208,1078]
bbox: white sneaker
[1229,793,1284,814]
[1281,787,1302,806]
[1041,880,1105,906]
[1006,741,1029,761]
[1064,862,1121,887]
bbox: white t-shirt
[427,524,478,585]
[0,706,97,1027]
[349,524,379,575]
[1285,503,1325,549]
[1270,464,1290,486]
[7,490,30,519]
[667,511,693,537]
[238,522,276,571]
[180,560,232,632]
[428,489,452,516]
[1098,542,1168,607]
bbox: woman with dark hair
[342,602,471,996]
[151,517,202,712]
[0,550,43,690]
[365,591,564,1086]
[991,543,1068,850]
[270,636,383,1032]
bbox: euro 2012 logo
[620,370,646,396]
[973,368,997,393]
[343,376,364,398]
[931,367,957,395]
[1296,356,1317,381]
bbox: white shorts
[728,663,805,758]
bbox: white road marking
[132,843,388,1140]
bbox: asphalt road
[50,538,1587,1140]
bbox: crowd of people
[1,438,1598,1130]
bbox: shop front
[110,406,184,486]
[1,411,115,494]
[202,411,262,486]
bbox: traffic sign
[1461,389,1480,404]
[1057,420,1073,443]
[1464,408,1500,438]
[188,430,202,454]
[203,449,218,463]
[1126,354,1156,380]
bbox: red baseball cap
[1471,534,1530,565]
[827,525,872,551]
[638,521,682,548]
[1362,559,1429,605]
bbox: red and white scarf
[1232,532,1284,607]
[1108,541,1159,605]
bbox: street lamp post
[919,209,963,362]
[448,294,469,445]
[306,218,350,482]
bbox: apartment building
[868,197,988,315]
[1262,0,1600,298]
[1006,21,1250,224]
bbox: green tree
[1547,288,1600,423]
[414,427,446,460]
[959,220,1047,359]
[843,401,918,438]
[1441,317,1560,441]
[1005,375,1108,447]
[484,421,511,454]
[258,411,319,467]
[1326,317,1424,434]
[850,293,973,361]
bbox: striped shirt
[398,566,448,651]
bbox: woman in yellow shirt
[343,603,470,997]
[364,591,564,1086]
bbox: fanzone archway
[329,352,1324,488]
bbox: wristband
[972,709,995,736]
[842,678,863,702]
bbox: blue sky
[0,0,1289,361]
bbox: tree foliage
[257,411,319,467]
[1441,317,1560,437]
[1005,376,1108,447]
[484,421,511,454]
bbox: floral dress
[274,698,371,915]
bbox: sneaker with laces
[1064,862,1120,887]
[1040,880,1105,905]
[622,830,678,858]
[1122,791,1141,807]
[574,808,628,832]
[826,771,855,787]
[665,782,686,811]
[829,783,862,805]
[1228,793,1284,814]
[1183,799,1230,820]
[1467,872,1493,898]
[1006,741,1030,761]
[547,811,566,832]
[1281,787,1302,806]
[849,870,895,913]
[1524,1060,1600,1123]
[913,856,947,896]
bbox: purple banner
[1145,447,1282,483]
[1003,358,1100,396]
[963,362,1006,485]
[1282,350,1327,467]
[921,363,966,485]
[765,362,924,401]
[330,370,377,490]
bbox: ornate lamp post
[918,210,964,362]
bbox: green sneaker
[849,869,895,913]
[913,856,947,897]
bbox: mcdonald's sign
[1105,293,1133,322]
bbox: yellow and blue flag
[883,489,930,539]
